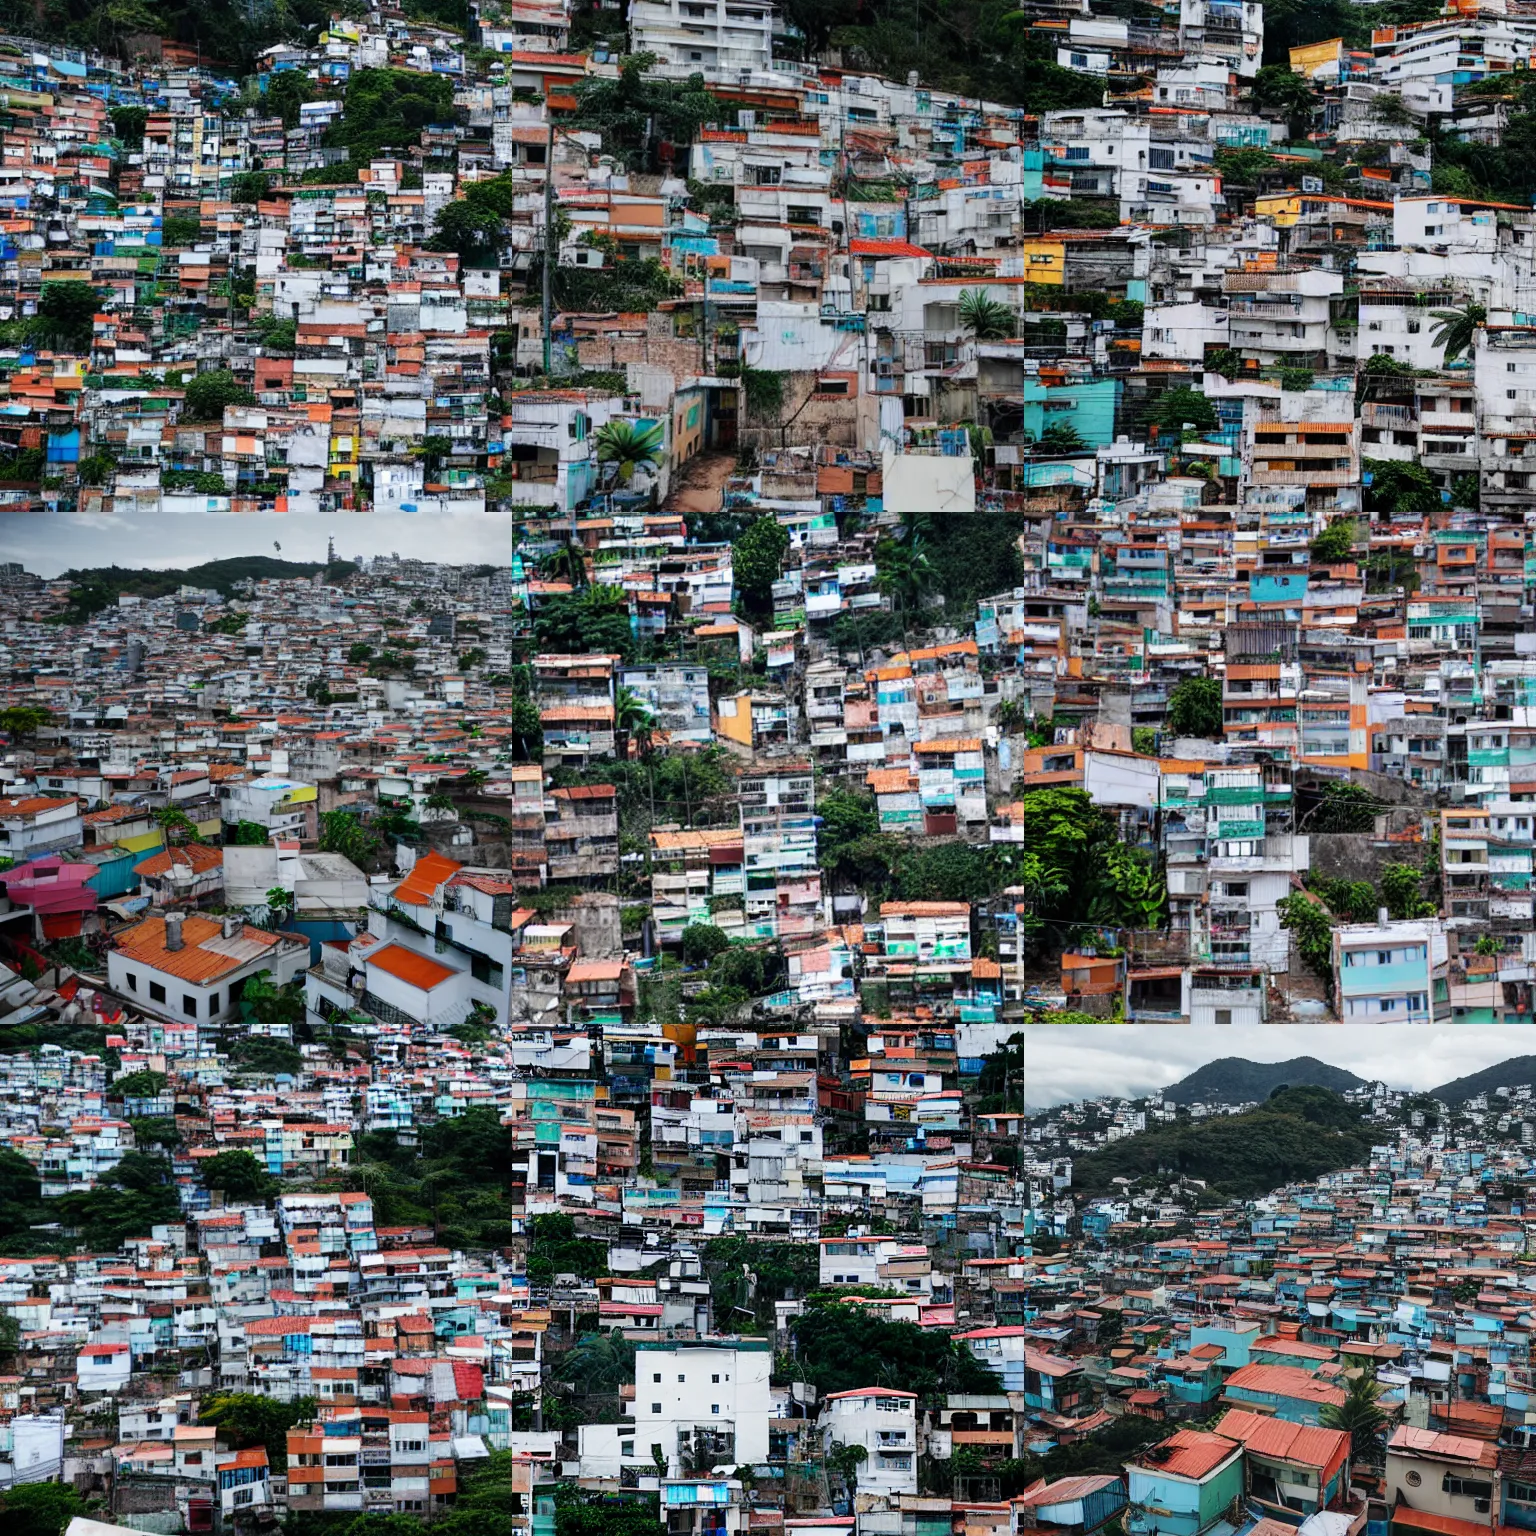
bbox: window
[678,1374,686,1382]
[653,1373,661,1383]
[711,1404,720,1415]
[149,981,166,1003]
[712,1374,720,1383]
[126,972,137,992]
[652,1403,662,1414]
[183,994,198,1017]
[1443,1477,1492,1500]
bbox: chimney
[164,912,185,952]
[222,915,241,941]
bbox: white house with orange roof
[106,913,308,1032]
[819,1387,919,1495]
[0,795,83,860]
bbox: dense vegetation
[0,1147,180,1255]
[338,1109,512,1251]
[789,1299,1003,1398]
[1428,1056,1536,1108]
[45,557,354,624]
[1071,1086,1379,1200]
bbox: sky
[1024,1025,1536,1108]
[5,514,514,578]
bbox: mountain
[1072,1086,1376,1200]
[1161,1056,1368,1107]
[1430,1056,1536,1107]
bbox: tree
[110,105,146,146]
[0,1483,86,1536]
[792,1302,1002,1398]
[594,419,665,485]
[1166,675,1223,738]
[318,809,380,868]
[874,531,935,611]
[229,171,271,204]
[1251,65,1317,133]
[430,198,505,261]
[1147,385,1218,437]
[732,515,790,617]
[681,923,731,967]
[327,68,455,164]
[541,543,589,589]
[239,970,305,1030]
[264,886,296,927]
[183,369,255,421]
[1363,457,1439,519]
[1380,862,1435,920]
[958,288,1014,340]
[347,641,374,664]
[828,1441,869,1490]
[1430,300,1486,363]
[615,685,655,758]
[1038,421,1087,453]
[200,1392,315,1472]
[233,820,270,846]
[0,706,53,741]
[1320,1370,1387,1461]
[1278,892,1335,992]
[200,1149,278,1202]
[33,282,100,351]
[570,54,717,172]
[533,585,633,658]
[1093,844,1166,930]
[1310,518,1357,563]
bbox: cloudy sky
[7,514,513,578]
[1024,1025,1535,1108]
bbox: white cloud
[1023,1025,1535,1107]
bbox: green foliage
[741,367,786,417]
[200,1149,278,1202]
[874,529,936,611]
[701,1234,819,1329]
[1363,456,1439,518]
[33,281,101,350]
[1165,675,1223,739]
[1430,301,1487,363]
[1146,385,1218,437]
[1381,863,1436,920]
[793,1303,1002,1399]
[199,1392,315,1473]
[430,198,505,260]
[958,288,1014,340]
[165,469,230,493]
[553,1485,666,1536]
[0,705,53,740]
[680,923,731,967]
[1205,346,1243,378]
[1278,892,1335,991]
[569,55,716,171]
[1310,518,1357,563]
[160,213,202,247]
[526,1211,608,1283]
[1279,366,1314,392]
[595,419,665,484]
[183,368,255,421]
[327,68,455,164]
[732,515,790,617]
[0,1483,87,1536]
[1074,1088,1373,1198]
[347,642,375,665]
[1093,844,1166,930]
[533,584,633,658]
[553,256,684,313]
[1319,1370,1387,1460]
[111,1068,167,1098]
[232,819,270,846]
[229,1037,304,1076]
[131,1116,181,1149]
[318,808,382,868]
[110,105,146,146]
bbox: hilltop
[48,558,358,622]
[1430,1057,1536,1107]
[1162,1056,1368,1107]
[1071,1086,1378,1201]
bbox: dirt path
[665,451,737,514]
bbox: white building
[820,1388,918,1496]
[629,0,774,78]
[632,1338,772,1474]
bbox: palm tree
[593,419,665,485]
[875,533,935,611]
[1320,1368,1387,1462]
[614,685,656,759]
[957,288,1014,340]
[1430,300,1486,363]
[1039,421,1087,453]
[541,542,589,589]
